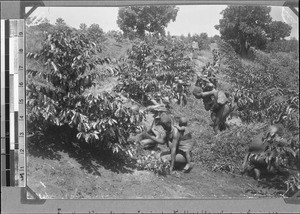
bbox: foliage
[266,21,292,42]
[106,30,124,42]
[194,124,261,173]
[79,23,87,31]
[87,23,105,44]
[216,39,299,195]
[113,37,194,105]
[26,21,55,53]
[54,18,73,34]
[26,30,144,155]
[136,150,170,176]
[218,40,299,131]
[26,16,50,27]
[284,174,300,197]
[266,38,299,59]
[117,5,179,38]
[192,33,211,50]
[195,122,299,196]
[215,6,273,56]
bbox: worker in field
[193,82,233,134]
[199,64,217,88]
[241,123,289,181]
[173,116,194,172]
[174,78,191,107]
[140,113,195,174]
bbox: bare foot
[183,163,194,173]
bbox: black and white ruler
[1,19,26,187]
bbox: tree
[215,6,272,56]
[79,23,87,32]
[54,17,72,33]
[192,33,210,50]
[87,23,105,44]
[117,6,179,38]
[55,18,66,26]
[26,16,49,26]
[267,21,292,42]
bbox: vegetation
[26,27,143,157]
[113,36,194,105]
[26,6,299,198]
[215,39,299,196]
[117,6,179,38]
[215,6,292,57]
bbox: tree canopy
[87,23,105,43]
[117,5,179,38]
[215,6,292,56]
[267,20,292,42]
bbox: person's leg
[160,151,187,164]
[210,111,219,134]
[241,152,250,174]
[214,104,231,133]
[210,111,217,126]
[253,168,261,181]
[183,151,193,172]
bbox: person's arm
[174,125,186,132]
[201,90,217,98]
[151,127,161,138]
[170,129,180,173]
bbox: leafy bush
[218,40,299,132]
[266,39,299,57]
[136,150,170,176]
[216,39,299,196]
[192,33,211,51]
[27,30,144,155]
[194,124,258,173]
[114,37,194,105]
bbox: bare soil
[27,142,279,199]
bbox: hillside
[26,42,293,199]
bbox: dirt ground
[27,145,278,199]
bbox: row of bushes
[213,39,299,196]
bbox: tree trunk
[239,35,247,57]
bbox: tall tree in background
[55,17,72,33]
[87,23,105,44]
[79,23,88,32]
[215,6,272,56]
[117,5,179,38]
[55,18,66,26]
[192,33,210,50]
[267,20,292,42]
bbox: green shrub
[114,38,194,105]
[27,30,144,155]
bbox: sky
[28,5,299,39]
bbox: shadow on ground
[28,125,136,176]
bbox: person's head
[157,113,172,131]
[179,117,188,127]
[204,82,214,91]
[192,86,203,99]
